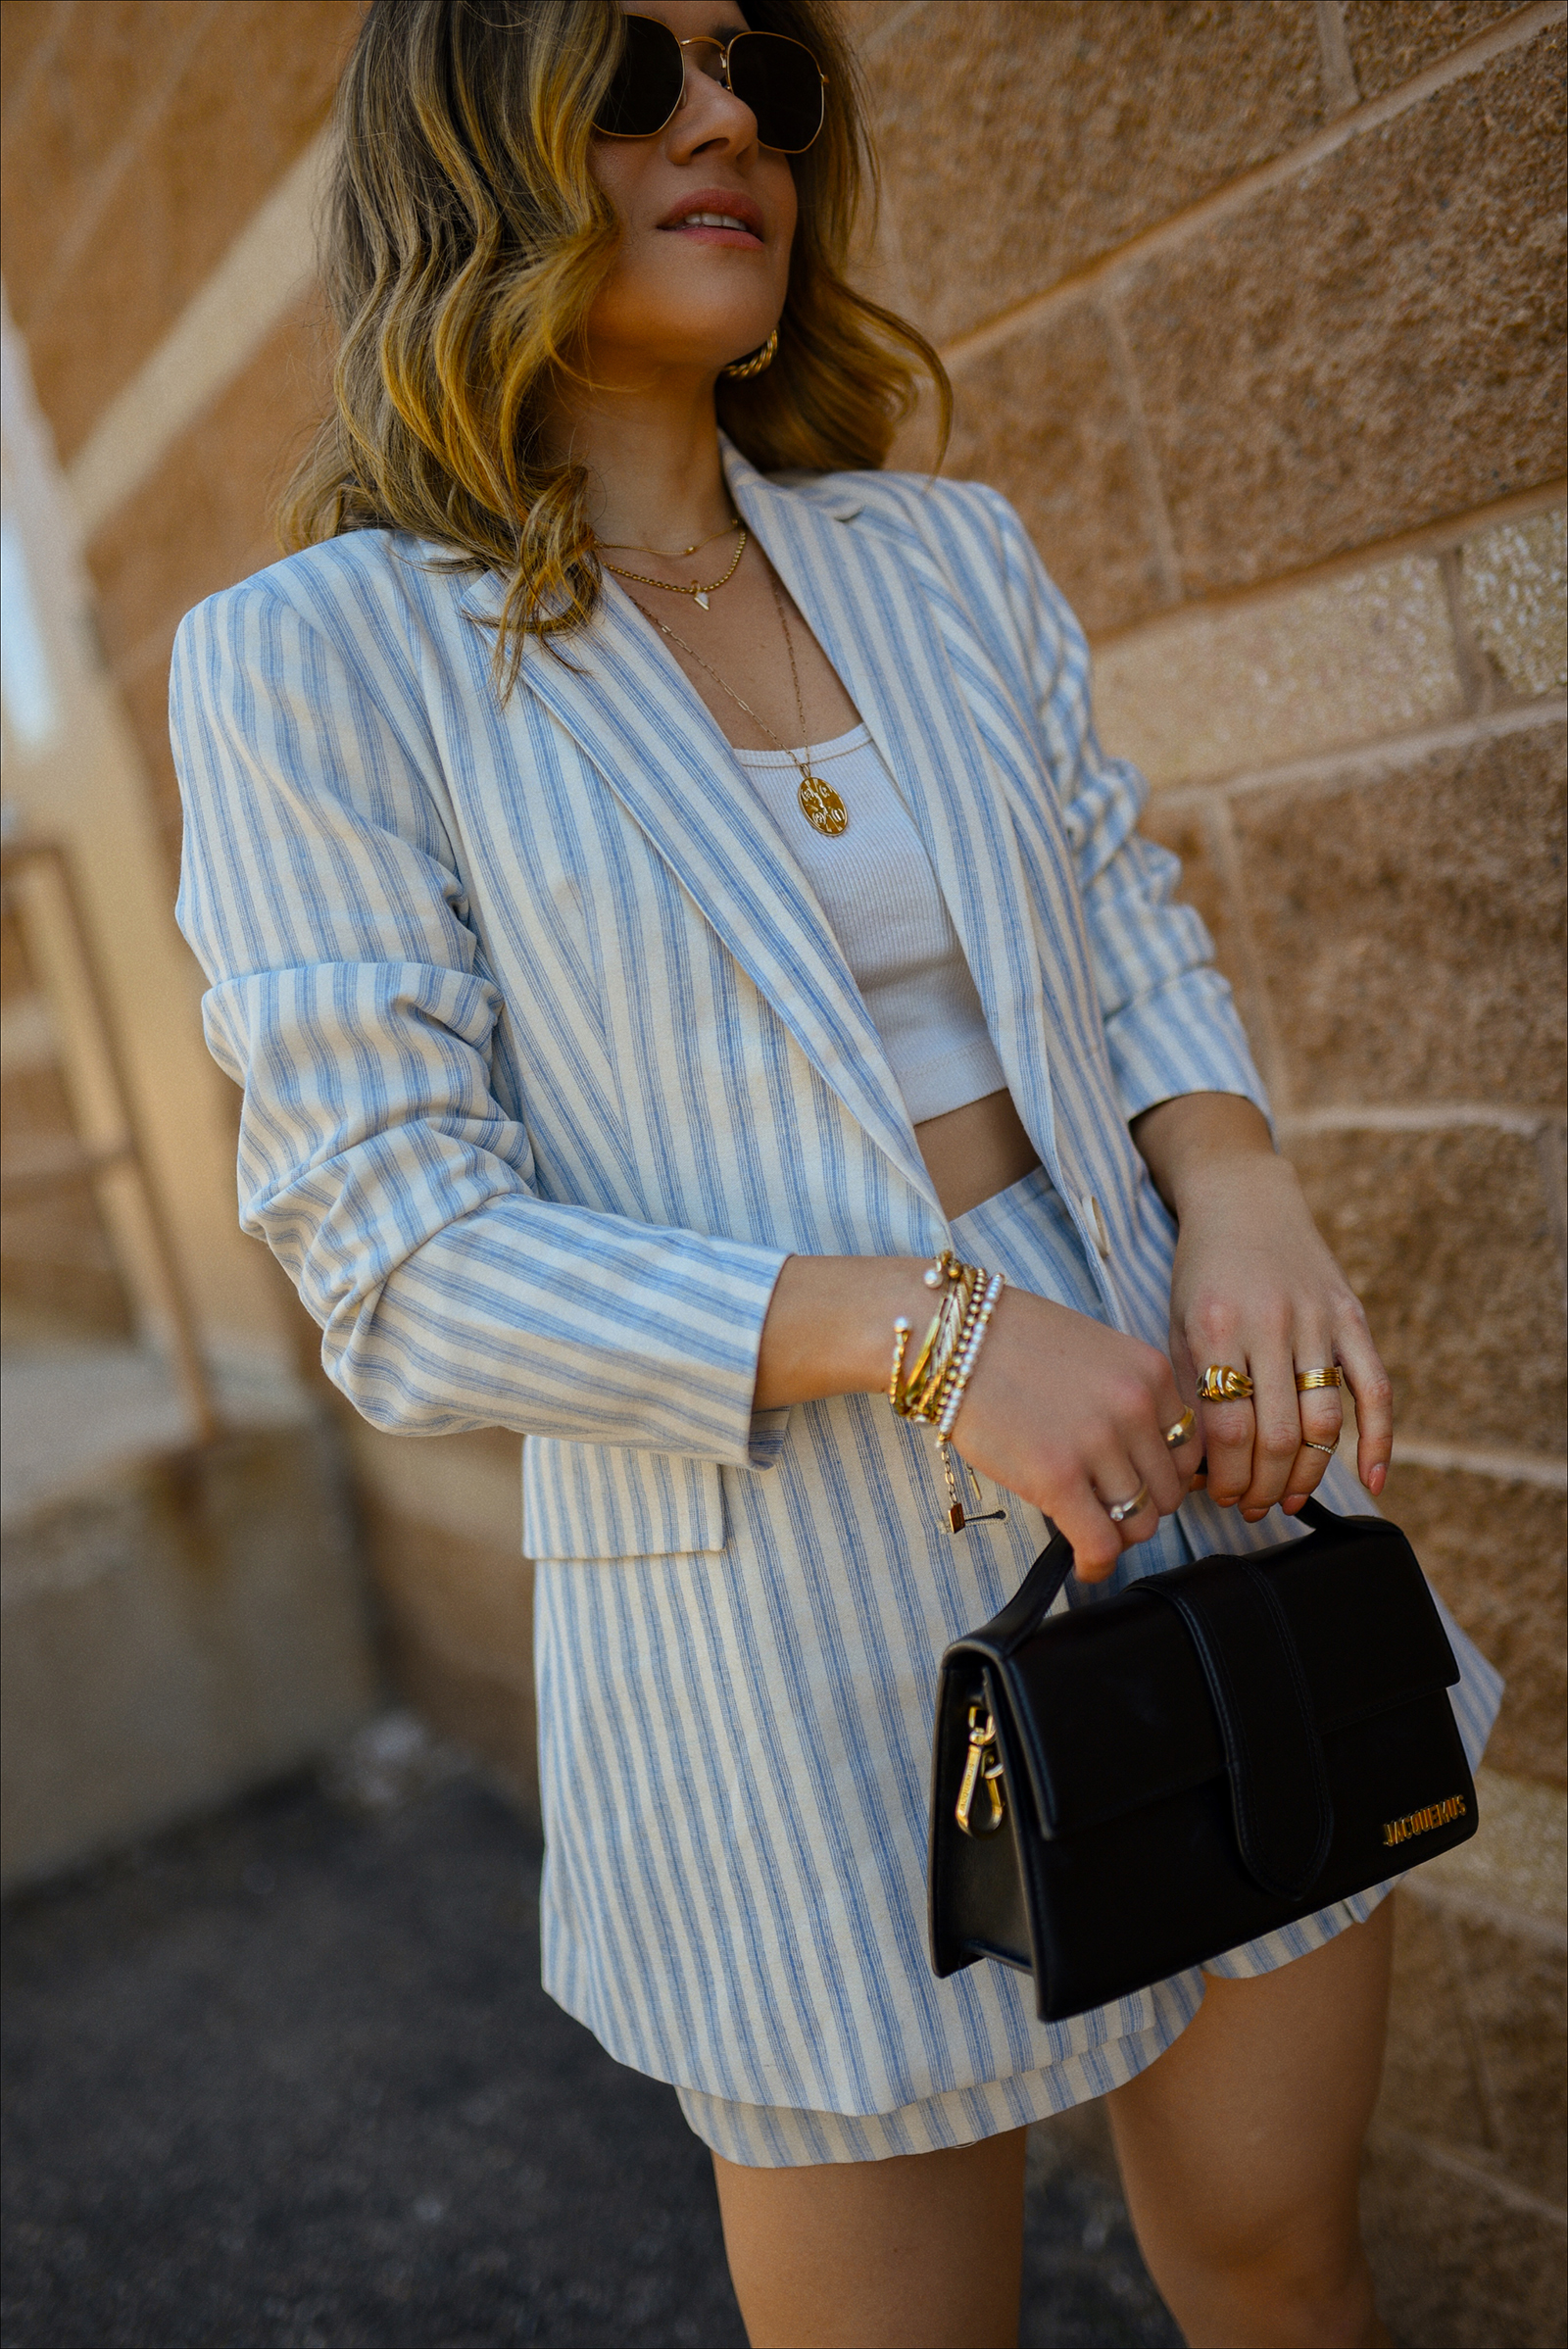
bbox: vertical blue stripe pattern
[171,442,1500,2126]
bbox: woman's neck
[545,364,735,553]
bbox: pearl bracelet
[934,1270,1005,1441]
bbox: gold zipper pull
[956,1701,1007,1837]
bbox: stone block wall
[2,3,1562,2336]
[854,8,1566,2334]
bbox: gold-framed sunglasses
[594,14,828,154]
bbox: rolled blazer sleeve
[981,488,1272,1127]
[172,570,788,1458]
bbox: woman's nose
[666,56,758,157]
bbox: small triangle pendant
[694,590,710,611]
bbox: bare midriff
[913,1088,1041,1222]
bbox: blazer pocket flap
[522,1437,725,1560]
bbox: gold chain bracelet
[890,1251,1008,1533]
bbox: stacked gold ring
[1198,1364,1254,1403]
[1296,1366,1343,1392]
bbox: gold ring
[1301,1438,1338,1454]
[1105,1482,1151,1526]
[1198,1365,1254,1403]
[1296,1367,1343,1392]
[1163,1406,1197,1449]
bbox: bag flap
[981,1516,1457,1840]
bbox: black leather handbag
[929,1496,1476,2023]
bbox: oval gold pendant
[798,772,848,837]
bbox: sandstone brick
[1094,556,1462,789]
[1460,508,1568,700]
[0,2,205,339]
[1286,1125,1566,1457]
[1234,723,1567,1111]
[16,0,354,461]
[0,0,68,120]
[1449,1911,1568,2205]
[1382,1465,1566,1786]
[1361,2129,1567,2348]
[1343,0,1521,100]
[944,299,1175,636]
[86,293,329,675]
[864,0,1325,349]
[1378,1892,1489,2154]
[1416,1768,1567,1936]
[1119,26,1567,595]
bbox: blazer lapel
[725,446,1062,1172]
[511,565,938,1207]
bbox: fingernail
[1368,1463,1386,1494]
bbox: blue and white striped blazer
[172,437,1265,1501]
[171,439,1499,2115]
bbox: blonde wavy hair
[279,0,950,687]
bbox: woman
[171,3,1499,2343]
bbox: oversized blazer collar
[511,437,1058,1217]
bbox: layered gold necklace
[599,517,748,612]
[622,564,850,839]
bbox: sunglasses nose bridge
[677,34,737,96]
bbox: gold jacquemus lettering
[1381,1794,1466,1848]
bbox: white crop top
[732,724,1007,1125]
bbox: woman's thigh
[1105,1900,1395,2348]
[710,2126,1029,2349]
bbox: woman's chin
[586,327,778,385]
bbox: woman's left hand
[1132,1094,1393,1522]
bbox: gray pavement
[2,1745,1179,2347]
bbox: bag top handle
[986,1493,1350,1659]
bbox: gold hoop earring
[720,327,778,380]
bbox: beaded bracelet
[889,1251,1008,1533]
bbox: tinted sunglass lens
[594,13,684,137]
[729,32,824,152]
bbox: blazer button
[1086,1196,1112,1259]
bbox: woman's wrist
[755,1253,935,1411]
[1130,1092,1278,1220]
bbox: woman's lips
[663,220,764,248]
[658,194,765,249]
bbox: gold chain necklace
[625,566,850,838]
[600,522,747,612]
[598,517,741,559]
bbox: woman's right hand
[757,1259,1198,1582]
[949,1288,1197,1579]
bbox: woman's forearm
[755,1253,933,1409]
[1130,1091,1278,1217]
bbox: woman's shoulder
[771,462,1023,546]
[175,527,470,665]
[768,464,1076,657]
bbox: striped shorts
[677,1878,1401,2167]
